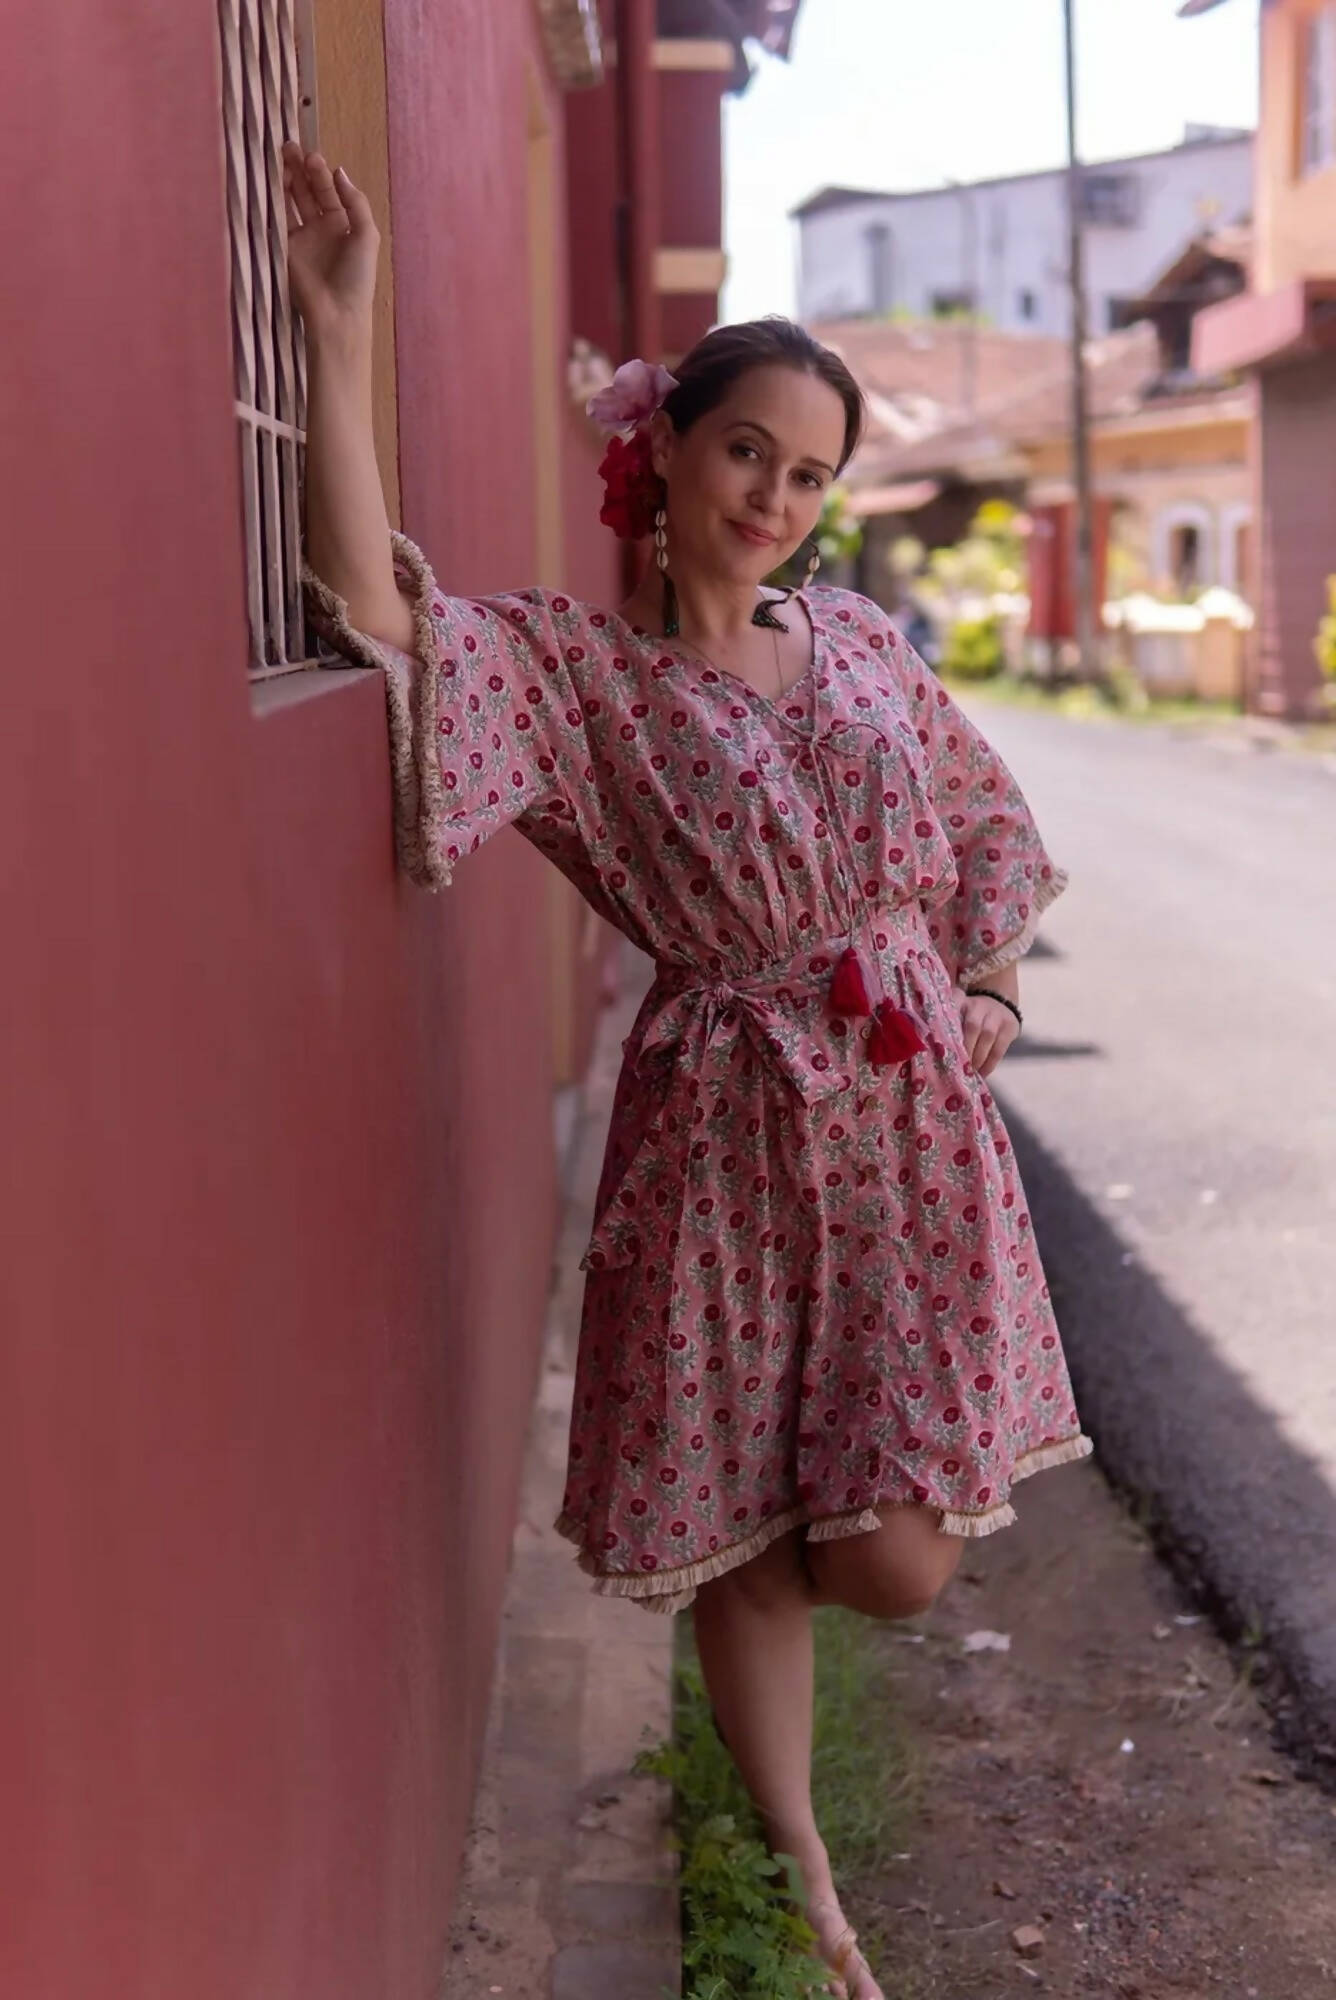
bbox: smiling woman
[289,147,1085,2000]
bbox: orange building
[1191,0,1336,714]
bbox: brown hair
[660,317,865,473]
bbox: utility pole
[959,181,979,418]
[1062,0,1098,678]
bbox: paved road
[962,695,1336,1761]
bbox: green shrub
[942,615,1004,680]
[1315,576,1336,682]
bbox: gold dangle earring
[656,506,680,638]
[804,537,822,590]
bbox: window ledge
[249,664,376,718]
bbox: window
[217,0,319,677]
[1017,288,1038,323]
[1078,171,1140,228]
[1169,523,1202,594]
[1155,504,1214,596]
[1302,3,1336,176]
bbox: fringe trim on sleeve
[301,534,451,890]
[960,865,1069,984]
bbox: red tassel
[868,999,927,1067]
[829,947,872,1017]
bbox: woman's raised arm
[283,144,413,653]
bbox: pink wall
[0,4,609,1996]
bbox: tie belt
[638,910,931,1107]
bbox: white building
[795,128,1254,338]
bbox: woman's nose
[749,466,785,514]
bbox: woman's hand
[282,144,380,347]
[958,992,1020,1080]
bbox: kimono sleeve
[892,629,1068,986]
[304,532,579,889]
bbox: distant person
[286,145,1087,2000]
[893,596,939,668]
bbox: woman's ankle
[763,1822,833,1897]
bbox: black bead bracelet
[965,986,1024,1032]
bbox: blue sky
[723,0,1261,320]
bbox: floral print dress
[307,535,1091,1616]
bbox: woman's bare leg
[692,1532,884,1998]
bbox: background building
[0,3,798,1997]
[795,127,1254,339]
[1194,0,1336,716]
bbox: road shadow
[997,1093,1336,1781]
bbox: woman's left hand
[959,993,1020,1080]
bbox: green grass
[640,1610,916,2000]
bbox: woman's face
[651,364,847,587]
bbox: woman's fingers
[959,996,1018,1078]
[282,141,322,227]
[304,151,349,219]
[334,166,378,238]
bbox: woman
[285,146,1090,2000]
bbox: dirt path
[853,1456,1336,1999]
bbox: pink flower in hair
[587,358,679,435]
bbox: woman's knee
[808,1510,964,1621]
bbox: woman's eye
[796,471,823,489]
[732,442,760,461]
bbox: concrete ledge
[441,949,677,1999]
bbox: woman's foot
[806,1892,885,2000]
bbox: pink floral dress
[308,536,1091,1615]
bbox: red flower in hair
[597,429,660,541]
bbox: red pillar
[617,0,661,364]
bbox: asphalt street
[963,693,1336,1761]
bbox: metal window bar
[219,0,318,676]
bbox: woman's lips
[730,521,779,549]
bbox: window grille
[218,0,318,677]
[1078,172,1140,229]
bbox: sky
[722,0,1261,321]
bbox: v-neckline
[605,591,823,716]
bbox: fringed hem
[938,1433,1093,1539]
[301,533,451,891]
[960,866,1069,984]
[555,1432,1094,1613]
[554,1504,816,1616]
